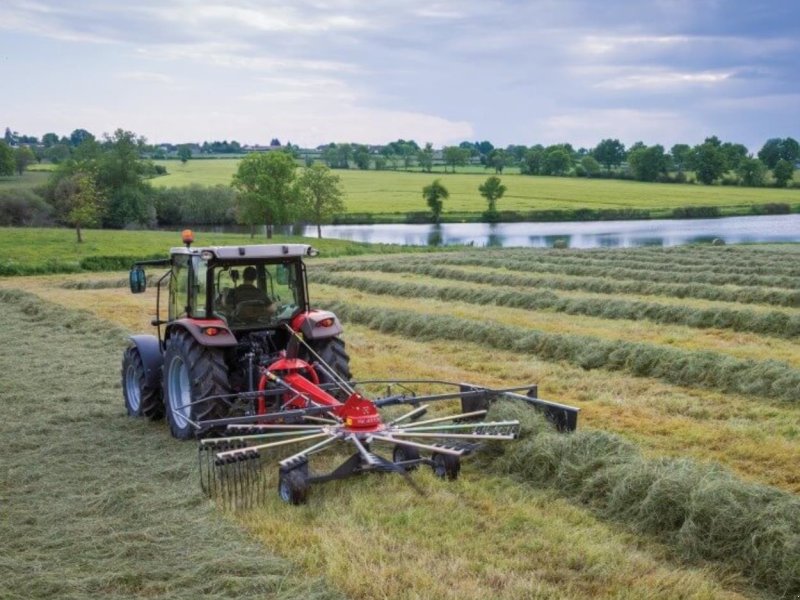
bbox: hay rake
[196,347,578,507]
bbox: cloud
[116,70,173,84]
[594,68,735,90]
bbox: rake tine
[278,434,339,469]
[397,410,488,428]
[215,432,330,460]
[370,434,465,456]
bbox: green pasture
[0,227,443,276]
[0,170,50,191]
[150,159,800,215]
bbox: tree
[41,132,59,147]
[542,146,572,176]
[336,143,352,169]
[0,141,14,176]
[580,155,601,177]
[46,143,70,164]
[422,179,449,223]
[443,146,469,172]
[417,142,434,173]
[486,149,508,174]
[670,144,692,173]
[627,145,669,182]
[14,146,36,175]
[592,139,626,172]
[773,159,795,188]
[270,138,281,147]
[232,151,297,238]
[737,157,766,187]
[353,144,370,170]
[691,141,726,185]
[479,175,506,216]
[54,171,104,243]
[758,138,799,170]
[720,142,748,172]
[95,129,154,228]
[69,128,94,147]
[296,164,345,238]
[521,145,544,175]
[177,145,192,164]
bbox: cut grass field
[2,241,799,598]
[149,159,800,216]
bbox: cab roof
[170,244,317,260]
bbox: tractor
[123,231,579,505]
[122,230,351,440]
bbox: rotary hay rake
[196,340,579,507]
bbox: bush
[750,203,791,215]
[0,189,54,226]
[153,184,237,226]
[671,206,721,219]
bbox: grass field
[1,239,799,599]
[0,227,454,275]
[149,159,800,216]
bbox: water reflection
[195,214,800,249]
[303,214,800,248]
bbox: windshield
[211,262,301,328]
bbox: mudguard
[166,318,238,348]
[129,334,164,390]
[291,310,344,340]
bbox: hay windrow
[324,301,800,402]
[484,401,800,596]
[316,260,800,308]
[311,271,800,339]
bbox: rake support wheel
[278,469,309,505]
[122,346,163,420]
[163,330,230,440]
[392,444,421,471]
[431,452,461,481]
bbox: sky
[1,0,798,151]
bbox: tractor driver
[229,266,275,317]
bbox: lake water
[292,214,800,248]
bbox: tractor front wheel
[162,331,231,440]
[122,346,163,420]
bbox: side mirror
[276,264,289,285]
[129,265,146,293]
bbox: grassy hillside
[150,159,800,216]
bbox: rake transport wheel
[163,330,231,440]
[278,469,310,505]
[122,346,163,420]
[431,452,461,481]
[392,444,421,471]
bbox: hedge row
[317,260,800,308]
[427,254,800,291]
[481,401,800,596]
[312,271,800,338]
[325,301,800,402]
[489,248,800,278]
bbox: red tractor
[122,231,351,439]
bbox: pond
[292,214,800,248]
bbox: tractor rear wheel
[312,337,351,390]
[278,469,309,505]
[122,346,163,420]
[162,330,231,440]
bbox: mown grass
[0,287,757,600]
[0,227,451,276]
[312,269,800,339]
[0,289,342,600]
[148,159,800,215]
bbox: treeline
[0,129,239,236]
[314,135,798,189]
